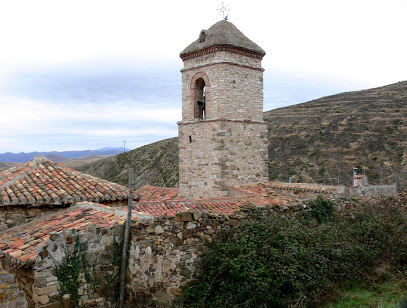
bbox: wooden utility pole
[119,168,133,307]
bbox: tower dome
[180,20,265,60]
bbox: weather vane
[217,2,229,21]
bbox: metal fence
[321,166,406,192]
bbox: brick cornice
[177,118,267,126]
[180,45,265,61]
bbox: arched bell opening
[194,78,206,119]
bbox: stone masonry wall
[0,261,32,308]
[179,120,268,199]
[127,210,248,304]
[0,201,127,233]
[0,207,61,233]
[181,52,263,122]
[0,268,28,308]
[31,225,124,308]
[345,184,397,197]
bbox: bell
[197,98,206,111]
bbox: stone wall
[127,209,247,304]
[178,120,268,198]
[181,52,263,122]
[0,268,28,308]
[30,224,124,308]
[0,207,61,233]
[178,49,267,199]
[0,201,127,233]
[345,184,397,197]
[0,262,31,308]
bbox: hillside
[75,138,178,189]
[77,81,407,188]
[58,154,115,169]
[265,80,407,186]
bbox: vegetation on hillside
[265,81,407,185]
[75,138,178,189]
[76,81,407,188]
[181,193,407,307]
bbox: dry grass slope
[265,81,407,185]
[75,138,179,188]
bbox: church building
[178,20,269,199]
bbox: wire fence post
[119,168,133,307]
[337,166,341,186]
[326,169,334,186]
[380,167,383,185]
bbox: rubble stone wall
[0,207,62,233]
[0,201,127,233]
[179,120,268,199]
[0,262,32,308]
[31,225,124,308]
[345,184,397,197]
[181,52,263,122]
[127,209,247,304]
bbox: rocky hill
[75,138,178,189]
[265,80,407,186]
[76,81,407,188]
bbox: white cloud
[0,94,179,151]
[0,0,406,152]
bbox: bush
[310,196,334,223]
[182,199,407,307]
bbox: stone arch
[190,72,210,119]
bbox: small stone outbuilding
[0,155,129,232]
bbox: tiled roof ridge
[0,156,129,207]
[0,158,42,189]
[265,181,339,194]
[49,161,127,191]
[0,156,126,192]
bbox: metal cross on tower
[217,2,229,20]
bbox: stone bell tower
[178,20,268,199]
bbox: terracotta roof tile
[136,186,184,202]
[0,156,128,207]
[132,198,250,217]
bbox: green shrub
[310,196,334,223]
[182,200,407,307]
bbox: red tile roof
[137,186,184,202]
[0,202,152,265]
[0,156,128,207]
[231,183,298,205]
[133,199,252,217]
[132,181,339,218]
[254,181,340,195]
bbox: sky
[0,0,406,153]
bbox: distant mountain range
[0,148,125,163]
